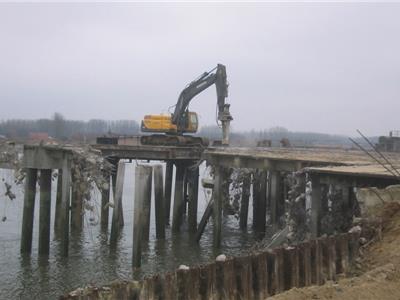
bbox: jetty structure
[0,132,397,299]
[11,137,398,261]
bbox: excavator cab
[182,111,198,133]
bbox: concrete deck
[22,143,400,181]
[93,144,203,161]
[204,146,400,176]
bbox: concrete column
[269,170,283,227]
[222,168,231,215]
[164,161,173,225]
[253,170,267,232]
[54,169,62,234]
[60,159,71,256]
[195,198,213,243]
[260,170,267,230]
[111,161,124,227]
[213,165,223,248]
[21,168,38,254]
[342,185,350,208]
[342,185,352,219]
[252,171,259,229]
[282,175,288,211]
[154,165,165,239]
[239,173,251,230]
[38,169,52,256]
[100,170,111,231]
[142,166,153,242]
[132,165,152,268]
[320,184,328,215]
[310,175,322,238]
[110,161,126,244]
[188,166,199,233]
[70,172,83,231]
[183,170,188,215]
[172,163,185,233]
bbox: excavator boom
[141,63,232,146]
[172,64,229,131]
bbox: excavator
[140,64,233,146]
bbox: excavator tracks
[140,134,209,147]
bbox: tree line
[0,113,140,141]
[0,113,373,147]
[198,125,360,147]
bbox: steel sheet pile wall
[64,232,359,300]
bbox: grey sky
[0,3,399,136]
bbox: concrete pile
[285,172,308,243]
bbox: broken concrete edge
[62,232,360,299]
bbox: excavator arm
[140,63,233,146]
[172,64,231,133]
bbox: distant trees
[0,113,355,147]
[197,125,351,147]
[0,113,140,141]
[53,112,66,140]
[197,125,222,140]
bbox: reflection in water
[0,163,260,299]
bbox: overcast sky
[0,3,399,136]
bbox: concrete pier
[183,171,188,215]
[38,169,52,256]
[154,165,165,239]
[239,173,251,230]
[196,198,213,243]
[70,172,83,231]
[269,170,283,227]
[59,160,71,256]
[132,165,153,268]
[187,166,199,233]
[100,170,110,231]
[112,161,124,228]
[142,166,153,242]
[110,161,125,244]
[164,161,173,225]
[213,166,223,248]
[310,175,322,238]
[54,169,62,234]
[253,170,267,232]
[172,163,185,233]
[21,168,38,254]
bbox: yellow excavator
[140,64,233,146]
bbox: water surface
[0,162,258,299]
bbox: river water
[0,162,258,299]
